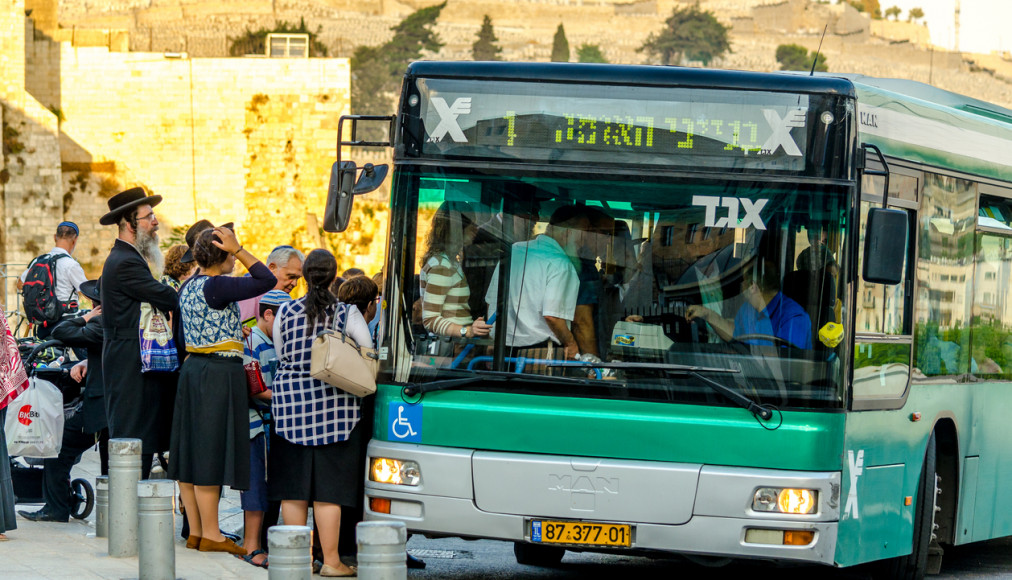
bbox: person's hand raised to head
[211,226,242,255]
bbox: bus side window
[854,201,914,400]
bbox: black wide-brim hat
[79,278,101,303]
[180,219,234,263]
[100,187,163,226]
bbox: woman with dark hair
[168,226,276,555]
[269,249,371,578]
[420,201,491,340]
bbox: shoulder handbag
[243,334,268,397]
[310,304,378,397]
[139,303,179,373]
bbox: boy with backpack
[17,222,88,338]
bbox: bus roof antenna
[810,24,828,76]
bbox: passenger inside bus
[484,206,586,360]
[418,201,492,347]
[572,207,616,361]
[685,258,813,349]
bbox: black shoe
[407,553,426,569]
[18,508,69,523]
[222,529,242,543]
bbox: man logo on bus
[430,97,472,143]
[691,196,769,230]
[761,107,806,157]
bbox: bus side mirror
[323,162,388,233]
[863,207,907,285]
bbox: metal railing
[1,263,28,335]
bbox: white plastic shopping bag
[4,377,64,458]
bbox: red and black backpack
[22,253,71,328]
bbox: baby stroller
[9,338,95,520]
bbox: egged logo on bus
[429,97,472,143]
[691,195,769,230]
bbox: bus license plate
[531,519,632,547]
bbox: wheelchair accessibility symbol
[388,402,421,442]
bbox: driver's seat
[782,268,836,343]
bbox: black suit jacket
[51,315,106,434]
[100,239,179,453]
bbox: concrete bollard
[95,475,109,538]
[357,521,407,580]
[108,438,142,557]
[137,480,175,580]
[268,525,313,580]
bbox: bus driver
[685,258,812,349]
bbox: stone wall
[2,0,64,309]
[50,47,359,273]
[3,0,383,290]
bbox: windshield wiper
[402,369,602,397]
[545,361,773,421]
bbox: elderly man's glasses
[136,212,156,222]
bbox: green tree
[551,24,569,62]
[576,43,608,63]
[885,5,901,20]
[228,18,328,57]
[638,5,731,66]
[775,43,828,72]
[351,2,446,129]
[472,14,502,61]
[908,7,924,22]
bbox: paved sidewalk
[4,447,267,580]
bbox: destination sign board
[410,78,847,174]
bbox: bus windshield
[388,165,850,410]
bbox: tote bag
[5,377,64,458]
[310,305,378,397]
[140,303,179,373]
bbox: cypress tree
[472,15,502,61]
[551,24,569,62]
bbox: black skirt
[267,423,365,507]
[168,354,250,489]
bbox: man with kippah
[17,221,88,336]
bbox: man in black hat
[99,187,180,478]
[18,280,108,523]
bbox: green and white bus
[327,62,1012,577]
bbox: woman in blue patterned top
[269,249,371,578]
[168,226,276,556]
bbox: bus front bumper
[364,441,840,566]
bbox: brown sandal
[185,535,201,549]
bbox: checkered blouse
[271,297,370,446]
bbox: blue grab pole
[450,312,496,369]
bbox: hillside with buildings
[49,0,1012,108]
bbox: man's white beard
[137,228,164,273]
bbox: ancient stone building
[1,0,373,315]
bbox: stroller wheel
[71,478,94,520]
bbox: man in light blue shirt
[687,259,812,349]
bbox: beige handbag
[310,305,378,397]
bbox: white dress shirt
[20,247,88,303]
[485,234,580,347]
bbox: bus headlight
[370,458,421,486]
[752,487,817,515]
